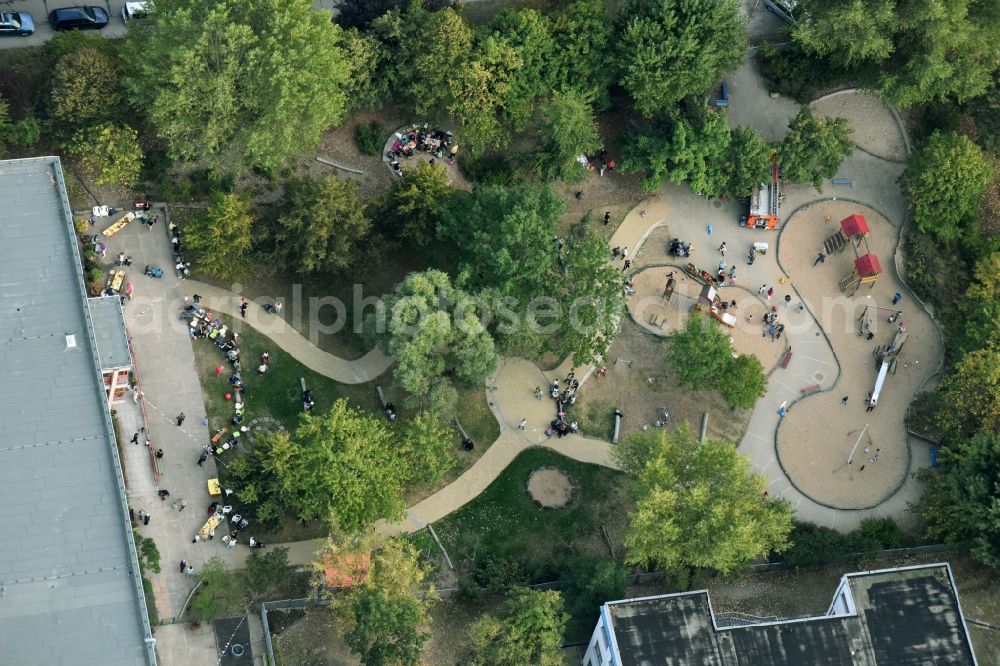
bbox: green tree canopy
[341,28,391,112]
[399,410,456,486]
[621,108,732,194]
[722,354,768,409]
[401,7,474,115]
[231,399,408,532]
[127,0,350,173]
[331,539,438,666]
[614,425,793,574]
[953,252,1000,358]
[934,348,1000,439]
[439,185,564,301]
[900,130,993,241]
[48,47,123,141]
[880,0,1000,107]
[915,432,1000,567]
[669,316,733,386]
[794,0,897,66]
[532,90,602,182]
[779,107,854,189]
[367,270,497,414]
[448,36,522,156]
[549,0,613,108]
[68,123,143,187]
[272,175,371,274]
[183,192,253,280]
[244,547,293,597]
[465,588,568,666]
[189,556,244,621]
[382,162,454,246]
[616,0,745,117]
[726,126,774,197]
[486,9,556,130]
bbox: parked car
[0,11,35,36]
[49,5,110,31]
[763,0,797,23]
[122,1,152,21]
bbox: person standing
[130,432,140,445]
[185,565,194,576]
[155,449,164,460]
[176,412,185,427]
[718,241,727,256]
[518,418,527,430]
[179,560,187,574]
[621,247,628,261]
[841,396,849,406]
[784,294,791,307]
[622,260,632,272]
[239,297,248,318]
[766,287,773,301]
[758,284,767,295]
[197,450,209,466]
[892,292,902,305]
[604,211,611,226]
[125,282,134,301]
[814,249,827,266]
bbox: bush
[354,120,383,156]
[779,518,912,568]
[88,266,104,282]
[74,219,90,234]
[475,554,529,591]
[459,154,520,186]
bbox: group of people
[537,371,581,438]
[669,238,694,258]
[388,126,458,176]
[760,309,786,341]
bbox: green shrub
[354,120,383,156]
[74,218,89,234]
[459,154,520,186]
[779,518,912,568]
[475,554,529,591]
[88,266,104,282]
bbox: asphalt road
[0,0,341,48]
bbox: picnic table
[102,212,136,237]
[108,270,126,292]
[197,512,224,541]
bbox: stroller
[144,264,164,278]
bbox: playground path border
[771,195,944,511]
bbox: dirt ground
[810,91,908,162]
[307,107,408,198]
[527,468,574,508]
[575,317,753,444]
[271,608,359,666]
[776,202,942,509]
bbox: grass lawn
[433,448,629,583]
[191,313,500,542]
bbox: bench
[800,384,820,395]
[831,178,853,187]
[780,349,793,369]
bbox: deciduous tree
[272,175,371,273]
[127,0,350,173]
[880,0,1000,107]
[341,28,391,112]
[465,588,568,666]
[399,411,455,485]
[915,432,1000,567]
[726,126,773,197]
[954,252,1000,358]
[183,192,253,280]
[401,7,474,115]
[487,9,555,130]
[189,557,243,621]
[49,47,123,140]
[244,547,292,597]
[779,107,853,190]
[616,0,745,117]
[68,123,143,187]
[383,162,454,246]
[367,270,497,414]
[722,354,767,409]
[448,37,522,156]
[793,0,897,66]
[614,425,793,574]
[669,316,733,386]
[900,130,993,241]
[934,348,1000,438]
[333,539,438,666]
[532,90,602,182]
[550,0,613,108]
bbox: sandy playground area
[628,265,785,371]
[527,468,574,508]
[810,91,908,163]
[776,201,941,509]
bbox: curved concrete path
[179,280,393,384]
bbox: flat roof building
[0,158,156,664]
[584,563,977,666]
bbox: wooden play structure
[823,213,869,255]
[699,284,737,328]
[835,214,882,295]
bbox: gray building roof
[89,296,133,370]
[603,563,977,666]
[0,158,155,665]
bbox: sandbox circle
[527,467,574,509]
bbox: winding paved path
[184,86,929,566]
